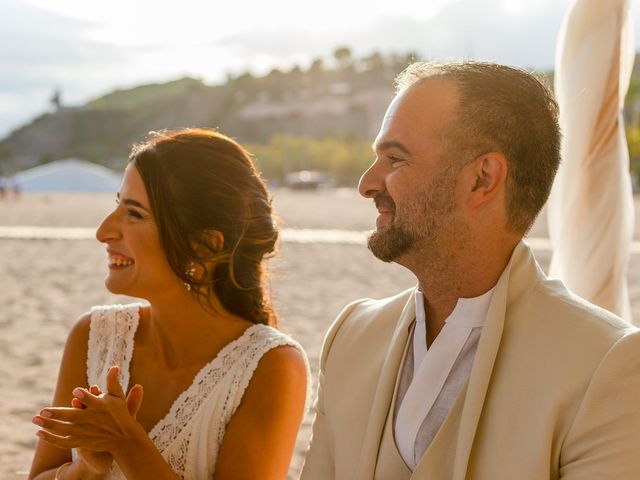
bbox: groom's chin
[367,228,412,263]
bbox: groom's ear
[463,152,507,207]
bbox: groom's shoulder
[339,287,415,324]
[319,288,414,363]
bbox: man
[300,62,640,479]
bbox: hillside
[0,50,412,175]
[2,49,639,184]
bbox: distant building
[13,159,121,192]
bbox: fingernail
[36,431,45,438]
[32,417,44,426]
[40,410,52,418]
[73,388,85,399]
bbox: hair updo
[129,128,278,326]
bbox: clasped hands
[33,365,144,474]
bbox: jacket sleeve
[300,300,365,480]
[559,328,640,479]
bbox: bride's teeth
[109,256,133,266]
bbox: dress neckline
[124,307,267,440]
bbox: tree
[50,88,62,110]
[361,51,385,71]
[309,57,324,74]
[333,46,353,69]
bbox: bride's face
[96,163,183,299]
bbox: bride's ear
[193,229,224,258]
[187,230,225,284]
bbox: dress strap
[86,303,141,392]
[232,325,311,416]
[148,324,311,458]
[206,325,309,450]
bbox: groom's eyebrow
[372,140,412,155]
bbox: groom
[301,61,640,479]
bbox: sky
[1,0,639,138]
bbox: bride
[28,129,309,479]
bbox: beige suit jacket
[301,242,640,479]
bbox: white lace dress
[75,303,309,479]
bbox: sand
[1,190,639,479]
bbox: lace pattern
[85,304,309,480]
[87,303,141,392]
[150,324,307,478]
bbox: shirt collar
[414,285,495,329]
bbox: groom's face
[359,78,465,263]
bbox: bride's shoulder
[65,310,93,351]
[256,343,308,379]
[245,326,309,397]
[89,302,144,319]
[83,302,144,330]
[62,303,138,350]
[241,340,309,412]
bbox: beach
[1,190,639,479]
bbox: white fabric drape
[548,0,636,324]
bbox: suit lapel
[410,241,534,479]
[375,323,415,479]
[450,273,509,478]
[407,276,510,479]
[355,289,417,480]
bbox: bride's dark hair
[129,128,278,326]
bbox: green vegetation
[247,135,373,186]
[625,125,640,179]
[89,77,207,110]
[1,47,640,186]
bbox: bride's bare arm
[213,345,308,480]
[28,313,103,480]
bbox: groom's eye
[389,156,406,167]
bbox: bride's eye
[127,209,143,219]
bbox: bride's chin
[104,279,128,295]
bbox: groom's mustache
[374,193,396,213]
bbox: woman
[28,129,309,479]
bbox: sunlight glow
[23,0,448,47]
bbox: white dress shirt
[394,287,495,470]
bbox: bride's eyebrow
[116,192,151,213]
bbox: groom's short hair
[396,62,561,234]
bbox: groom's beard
[367,193,416,263]
[366,168,459,263]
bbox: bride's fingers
[33,415,78,436]
[72,387,103,410]
[106,366,125,399]
[125,384,144,418]
[71,385,100,409]
[38,407,85,422]
[36,429,76,449]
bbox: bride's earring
[185,261,196,291]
